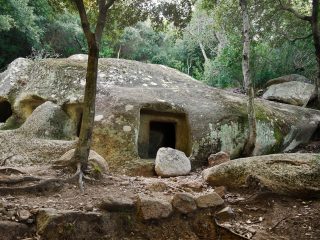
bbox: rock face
[68,54,88,61]
[208,151,230,167]
[37,209,108,240]
[155,148,191,177]
[265,74,310,88]
[171,193,197,214]
[1,56,320,174]
[97,194,135,212]
[195,192,224,208]
[34,206,221,240]
[0,58,33,98]
[0,221,33,240]
[202,153,320,196]
[263,81,315,106]
[137,194,173,220]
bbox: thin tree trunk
[187,56,192,75]
[186,28,209,63]
[241,0,250,92]
[73,38,99,170]
[240,0,257,156]
[311,0,320,104]
[199,41,209,63]
[73,0,115,173]
[117,45,121,59]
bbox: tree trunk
[73,35,99,170]
[199,41,209,63]
[72,0,115,175]
[187,56,192,75]
[240,0,257,157]
[117,45,121,59]
[311,0,320,105]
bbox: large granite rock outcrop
[1,56,320,173]
[202,153,320,196]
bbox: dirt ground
[0,163,319,240]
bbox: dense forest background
[0,0,316,88]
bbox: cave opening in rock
[310,123,320,141]
[138,109,191,159]
[148,121,176,158]
[0,101,13,123]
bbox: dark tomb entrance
[148,121,176,158]
[138,109,191,159]
[0,101,12,123]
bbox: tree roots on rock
[0,162,94,195]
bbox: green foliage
[0,15,14,31]
[0,0,317,91]
[203,35,242,88]
[119,21,163,61]
[197,0,317,89]
[0,0,85,69]
[41,12,85,56]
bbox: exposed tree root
[0,176,41,185]
[0,167,25,175]
[0,161,92,195]
[0,178,64,195]
[63,163,85,193]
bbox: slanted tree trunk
[73,0,116,178]
[240,0,257,156]
[199,41,209,63]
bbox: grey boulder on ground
[202,153,320,196]
[155,148,191,177]
[265,74,310,87]
[263,81,315,106]
[58,149,109,175]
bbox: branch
[74,0,93,41]
[95,0,116,44]
[278,0,312,22]
[105,0,116,10]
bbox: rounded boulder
[155,147,191,177]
